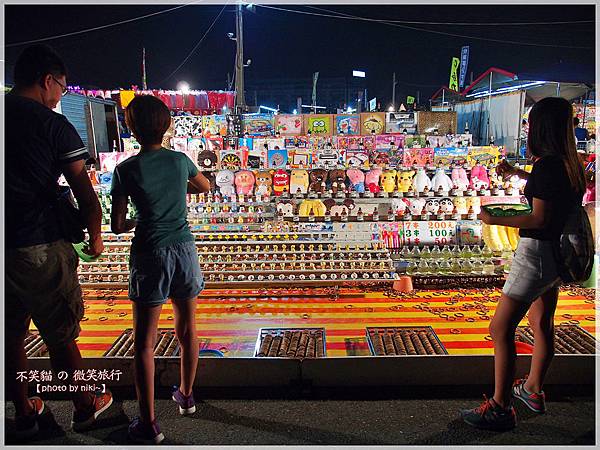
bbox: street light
[227,32,236,40]
[177,81,190,94]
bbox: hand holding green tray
[483,203,532,217]
[73,241,102,262]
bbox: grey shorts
[6,240,84,348]
[129,241,204,306]
[503,237,561,304]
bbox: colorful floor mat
[32,287,596,358]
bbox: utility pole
[234,4,247,113]
[391,72,397,111]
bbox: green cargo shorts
[6,239,84,348]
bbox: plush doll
[453,196,468,214]
[425,198,440,215]
[380,170,397,193]
[365,169,382,193]
[272,169,290,196]
[432,168,453,192]
[216,170,236,197]
[406,198,426,215]
[451,167,470,191]
[254,170,273,196]
[470,164,490,190]
[290,169,309,194]
[439,198,455,214]
[466,196,481,214]
[346,169,365,193]
[234,170,255,195]
[391,198,408,214]
[312,199,327,216]
[396,170,415,193]
[309,169,328,193]
[329,199,355,217]
[328,169,347,194]
[412,167,432,193]
[299,199,327,216]
[276,201,294,217]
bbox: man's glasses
[52,76,68,96]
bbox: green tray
[483,203,532,217]
[73,242,102,262]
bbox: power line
[159,3,229,85]
[256,4,593,49]
[6,1,204,48]
[305,5,595,26]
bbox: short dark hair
[574,117,580,126]
[124,95,171,146]
[14,44,67,88]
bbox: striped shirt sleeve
[54,115,89,164]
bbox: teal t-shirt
[111,149,198,251]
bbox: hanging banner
[459,46,470,89]
[369,97,377,111]
[449,57,460,92]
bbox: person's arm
[187,172,211,194]
[496,160,529,180]
[478,197,550,229]
[110,194,136,234]
[61,159,104,256]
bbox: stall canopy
[431,66,594,105]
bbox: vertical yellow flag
[449,57,460,91]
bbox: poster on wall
[242,113,274,136]
[360,112,386,135]
[403,147,434,167]
[425,135,448,148]
[100,152,137,173]
[375,134,405,149]
[202,115,228,137]
[173,116,203,137]
[284,136,309,148]
[335,114,360,135]
[314,146,342,169]
[289,148,313,168]
[446,133,473,147]
[172,137,188,152]
[202,137,224,152]
[305,114,333,136]
[226,114,243,137]
[187,138,204,152]
[268,148,289,169]
[275,114,303,135]
[308,136,333,150]
[404,135,427,148]
[122,137,141,153]
[433,147,469,166]
[345,148,370,168]
[386,111,417,134]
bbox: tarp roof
[431,66,594,103]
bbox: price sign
[457,220,482,245]
[403,221,457,246]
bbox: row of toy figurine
[276,195,483,219]
[207,164,525,198]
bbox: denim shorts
[129,241,204,306]
[502,237,561,304]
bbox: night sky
[5,4,595,109]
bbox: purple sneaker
[128,417,164,444]
[172,386,196,415]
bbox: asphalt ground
[4,385,595,446]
